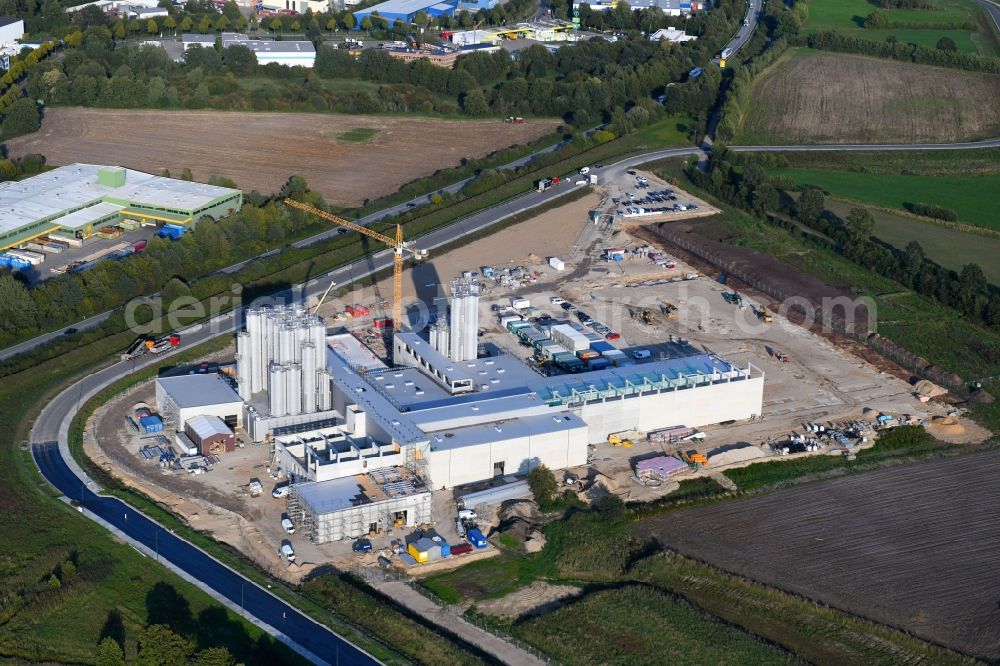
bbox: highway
[973,0,1000,32]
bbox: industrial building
[181,33,216,50]
[221,35,317,68]
[353,0,458,28]
[184,414,237,455]
[649,27,698,43]
[574,0,705,14]
[0,17,24,46]
[204,298,763,540]
[155,374,244,432]
[289,469,431,543]
[0,164,242,251]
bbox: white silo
[236,331,251,400]
[269,364,287,417]
[316,368,332,411]
[286,363,302,415]
[301,343,317,413]
[449,278,479,362]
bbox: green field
[802,0,1000,55]
[337,127,379,142]
[823,199,1000,284]
[769,167,1000,230]
[514,586,796,666]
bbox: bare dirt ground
[6,108,558,206]
[475,581,584,619]
[635,450,1000,661]
[741,50,1000,144]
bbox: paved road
[30,355,381,666]
[723,0,762,58]
[973,0,1000,32]
[729,138,1000,152]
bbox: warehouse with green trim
[0,164,243,250]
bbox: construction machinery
[284,199,427,329]
[608,430,642,448]
[752,305,772,323]
[660,300,678,318]
[722,291,743,307]
[682,450,708,469]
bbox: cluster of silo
[429,319,450,355]
[236,305,332,417]
[448,277,479,362]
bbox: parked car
[352,539,373,553]
[281,517,295,534]
[272,485,290,499]
[458,508,478,520]
[633,349,652,359]
[280,542,296,562]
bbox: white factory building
[187,305,764,542]
[155,374,243,431]
[0,17,24,47]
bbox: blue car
[352,539,373,553]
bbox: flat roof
[428,411,583,452]
[0,164,240,235]
[327,333,388,373]
[51,201,124,230]
[327,349,428,447]
[296,476,366,514]
[157,374,243,410]
[228,40,316,54]
[0,17,22,27]
[181,33,215,42]
[354,0,454,14]
[395,331,542,389]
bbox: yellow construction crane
[283,199,427,329]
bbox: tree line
[23,0,739,126]
[686,149,1000,328]
[802,29,1000,72]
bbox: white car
[272,485,289,499]
[579,167,591,175]
[550,296,566,305]
[280,542,296,562]
[281,517,295,534]
[458,508,478,520]
[632,349,652,359]
[637,176,648,184]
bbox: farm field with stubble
[735,49,1000,144]
[635,450,1000,660]
[5,108,558,206]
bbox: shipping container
[132,240,148,252]
[406,542,429,563]
[0,254,31,270]
[507,320,530,334]
[577,349,599,360]
[138,415,164,433]
[588,357,612,370]
[590,341,615,354]
[510,297,530,310]
[499,315,522,328]
[156,225,186,240]
[7,249,44,265]
[450,543,474,556]
[48,232,84,247]
[466,528,488,549]
[549,257,565,271]
[373,317,393,329]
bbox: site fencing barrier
[655,226,964,389]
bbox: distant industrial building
[222,34,317,68]
[649,27,698,43]
[0,164,242,251]
[0,17,24,46]
[353,0,459,28]
[181,33,216,50]
[575,0,705,14]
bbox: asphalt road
[723,0,761,58]
[973,0,1000,32]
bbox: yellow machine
[754,305,773,323]
[284,199,427,329]
[608,431,642,448]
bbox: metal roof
[181,33,215,43]
[0,16,22,27]
[0,164,239,235]
[428,411,583,452]
[49,202,124,230]
[295,476,365,514]
[185,414,232,440]
[157,374,243,410]
[354,0,454,15]
[228,40,316,54]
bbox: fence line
[656,227,963,389]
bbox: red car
[606,332,620,341]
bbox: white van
[458,508,478,520]
[272,485,289,499]
[280,543,296,562]
[281,517,295,534]
[579,166,591,175]
[632,349,652,359]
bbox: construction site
[84,166,983,581]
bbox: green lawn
[769,167,1000,230]
[802,0,999,55]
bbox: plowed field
[635,450,1000,660]
[6,108,558,206]
[737,49,1000,144]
